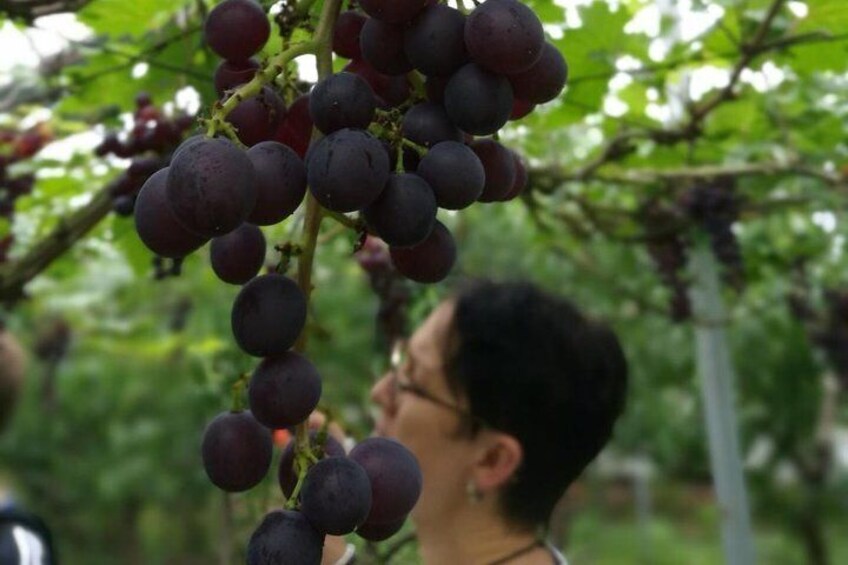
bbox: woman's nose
[370,372,393,409]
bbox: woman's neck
[415,503,545,565]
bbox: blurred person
[325,280,628,565]
[0,326,56,565]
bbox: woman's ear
[471,431,523,494]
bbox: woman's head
[371,280,628,531]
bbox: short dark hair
[443,280,628,529]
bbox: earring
[466,480,484,503]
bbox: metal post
[688,242,756,565]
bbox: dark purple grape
[231,274,307,357]
[271,94,313,158]
[204,0,270,61]
[401,103,463,149]
[390,220,457,283]
[349,437,422,524]
[301,457,372,535]
[500,151,527,201]
[247,510,323,565]
[309,72,376,134]
[306,129,389,213]
[464,0,544,75]
[113,195,136,216]
[214,58,260,97]
[404,5,467,77]
[201,410,272,492]
[246,141,307,225]
[359,0,427,23]
[507,42,568,104]
[471,139,516,202]
[356,516,406,541]
[360,18,413,76]
[279,432,345,498]
[364,174,437,247]
[248,352,322,429]
[210,223,266,284]
[444,63,513,136]
[416,141,485,210]
[166,137,257,237]
[227,86,286,147]
[333,11,366,59]
[135,168,208,258]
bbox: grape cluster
[0,124,51,263]
[95,93,195,219]
[679,179,744,291]
[640,200,691,322]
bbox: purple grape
[471,139,516,202]
[210,223,266,284]
[227,86,286,147]
[360,18,414,76]
[279,432,345,498]
[301,457,372,535]
[214,58,260,97]
[231,274,307,357]
[248,352,322,429]
[333,11,366,59]
[201,410,272,492]
[349,437,422,523]
[309,72,376,134]
[246,510,323,565]
[364,173,437,247]
[444,63,513,136]
[245,141,307,225]
[134,168,207,258]
[359,0,427,23]
[507,42,568,104]
[417,141,485,210]
[205,0,270,61]
[404,4,467,77]
[464,0,544,75]
[356,516,406,541]
[390,220,457,284]
[166,137,257,237]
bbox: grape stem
[230,373,250,412]
[282,0,344,508]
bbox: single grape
[364,174,437,247]
[127,156,164,179]
[271,94,313,158]
[360,18,414,76]
[231,274,307,357]
[246,141,307,225]
[306,129,389,213]
[227,86,286,147]
[246,510,324,565]
[214,58,260,97]
[201,410,272,492]
[248,352,322,429]
[416,141,485,210]
[471,139,516,202]
[301,457,372,535]
[464,0,544,74]
[349,437,423,524]
[166,137,257,237]
[404,5,467,77]
[210,223,266,284]
[507,42,568,104]
[279,432,345,498]
[205,0,270,61]
[359,0,427,23]
[135,168,207,258]
[444,63,513,136]
[333,10,366,59]
[401,103,463,149]
[113,195,136,217]
[309,72,376,134]
[356,516,406,542]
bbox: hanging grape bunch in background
[128,0,568,562]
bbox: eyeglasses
[388,339,487,432]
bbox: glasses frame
[388,339,488,433]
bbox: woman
[328,280,628,565]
